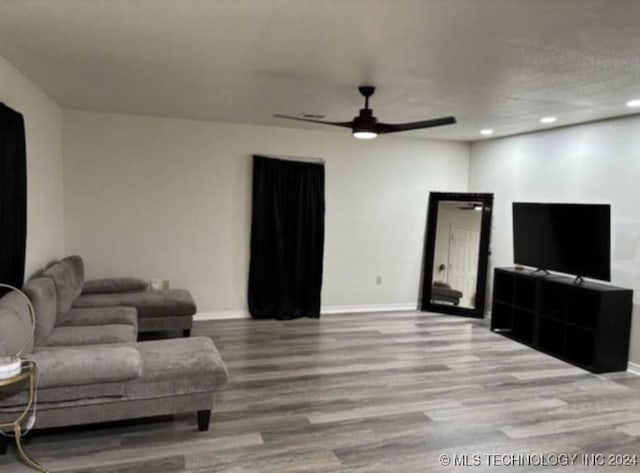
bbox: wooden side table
[0,360,49,473]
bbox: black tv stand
[491,267,633,373]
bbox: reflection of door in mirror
[431,202,482,309]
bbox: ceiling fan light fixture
[626,99,640,108]
[353,130,378,139]
[352,108,378,139]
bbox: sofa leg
[197,410,211,432]
[0,434,7,455]
[183,329,191,337]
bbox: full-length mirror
[420,192,493,318]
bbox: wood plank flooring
[1,311,639,472]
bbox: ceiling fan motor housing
[353,108,377,134]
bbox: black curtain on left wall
[248,155,325,319]
[0,103,27,289]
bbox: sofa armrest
[82,278,149,294]
[28,346,142,389]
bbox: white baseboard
[195,310,249,321]
[627,361,640,375]
[194,303,417,321]
[321,303,417,314]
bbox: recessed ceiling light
[540,117,557,124]
[480,129,494,136]
[626,99,640,108]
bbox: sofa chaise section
[75,288,196,336]
[0,337,227,431]
[47,256,196,337]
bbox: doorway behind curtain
[0,103,27,292]
[248,155,325,319]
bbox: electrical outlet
[376,275,382,285]
[162,280,170,290]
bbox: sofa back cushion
[22,278,58,345]
[0,289,34,356]
[62,256,85,295]
[43,256,84,317]
[82,277,149,294]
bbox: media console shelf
[491,267,633,373]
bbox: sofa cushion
[58,306,138,334]
[22,277,58,345]
[0,346,141,407]
[43,258,84,318]
[0,382,126,408]
[0,290,34,356]
[125,337,228,399]
[40,324,136,347]
[83,278,149,294]
[30,346,142,389]
[75,289,196,319]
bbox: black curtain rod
[255,154,325,164]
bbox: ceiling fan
[274,86,456,139]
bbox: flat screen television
[512,202,611,281]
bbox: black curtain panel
[0,103,27,290]
[248,155,325,319]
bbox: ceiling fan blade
[273,114,353,129]
[377,116,457,134]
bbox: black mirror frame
[420,192,493,318]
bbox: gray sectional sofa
[431,281,463,305]
[0,262,229,456]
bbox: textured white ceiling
[1,0,640,141]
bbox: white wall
[0,56,64,279]
[469,116,640,365]
[63,110,469,313]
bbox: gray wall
[469,115,640,365]
[63,110,470,314]
[0,55,64,279]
